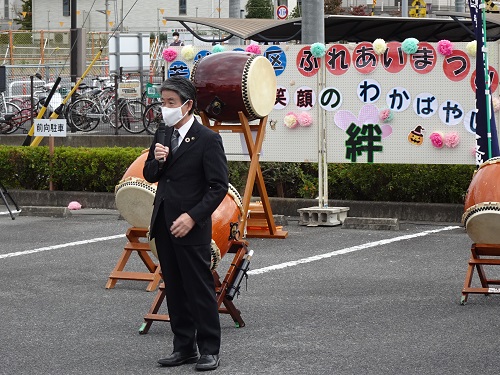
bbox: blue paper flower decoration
[401,38,419,55]
[212,44,225,53]
[310,43,326,58]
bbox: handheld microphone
[157,120,166,145]
[157,121,166,165]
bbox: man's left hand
[170,213,195,238]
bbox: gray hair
[160,76,197,114]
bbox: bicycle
[0,92,22,134]
[142,101,162,135]
[1,82,71,135]
[67,90,146,134]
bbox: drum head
[246,56,277,118]
[115,178,156,228]
[464,203,500,244]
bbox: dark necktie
[171,129,180,155]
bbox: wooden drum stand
[199,111,287,239]
[461,243,500,304]
[139,240,249,334]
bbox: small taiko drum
[191,51,277,123]
[115,151,155,229]
[462,157,500,244]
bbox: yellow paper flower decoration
[466,40,477,57]
[181,45,196,60]
[373,39,387,55]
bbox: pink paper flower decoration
[245,44,261,54]
[444,132,460,148]
[437,39,454,56]
[162,48,177,62]
[379,108,393,123]
[297,111,313,127]
[493,96,500,113]
[284,112,298,129]
[429,132,444,148]
[68,201,82,210]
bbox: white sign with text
[34,119,67,137]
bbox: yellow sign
[59,22,64,27]
[21,11,27,17]
[106,10,111,16]
[409,0,426,17]
[485,0,499,12]
[159,8,164,14]
[162,19,167,25]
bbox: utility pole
[301,0,324,44]
[228,0,240,44]
[120,0,124,31]
[71,0,77,84]
[105,0,109,32]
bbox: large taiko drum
[462,157,500,244]
[191,51,277,123]
[149,185,243,270]
[114,152,244,269]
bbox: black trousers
[154,206,221,355]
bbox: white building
[1,0,23,29]
[31,0,298,34]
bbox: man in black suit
[143,76,228,371]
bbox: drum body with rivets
[191,51,277,123]
[462,157,500,244]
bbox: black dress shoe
[195,354,220,371]
[157,351,199,367]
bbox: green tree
[324,0,344,14]
[245,0,274,18]
[289,4,301,18]
[349,4,368,15]
[290,1,344,18]
[14,0,32,30]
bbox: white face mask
[161,100,189,127]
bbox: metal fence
[0,30,165,136]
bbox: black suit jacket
[143,118,228,246]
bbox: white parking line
[0,234,125,259]
[0,226,460,272]
[248,226,460,275]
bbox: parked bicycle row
[0,78,163,136]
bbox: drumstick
[157,121,166,165]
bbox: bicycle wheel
[119,100,146,134]
[11,106,36,133]
[143,102,162,135]
[0,102,22,134]
[68,98,100,132]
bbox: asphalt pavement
[1,210,500,375]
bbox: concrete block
[342,217,399,230]
[18,206,71,218]
[297,206,350,227]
